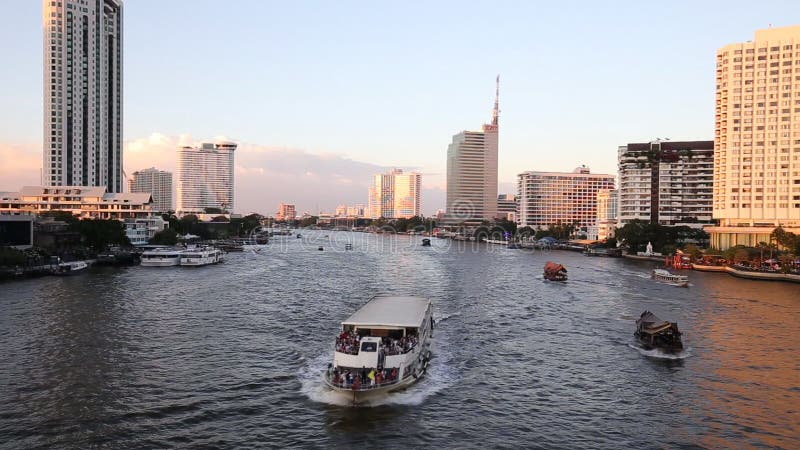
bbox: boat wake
[435,312,461,324]
[627,343,692,360]
[298,341,458,407]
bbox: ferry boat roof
[342,296,431,328]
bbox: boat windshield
[360,342,377,352]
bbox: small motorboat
[345,243,353,250]
[421,238,431,247]
[318,246,324,251]
[652,269,689,287]
[543,261,567,281]
[634,310,684,353]
[52,261,88,276]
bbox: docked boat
[634,310,684,353]
[140,248,182,267]
[651,269,689,287]
[52,260,88,276]
[180,246,224,266]
[421,238,431,247]
[543,261,567,281]
[324,296,434,403]
[96,247,135,265]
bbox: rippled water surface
[1,231,799,448]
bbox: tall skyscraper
[617,140,714,226]
[367,169,421,219]
[129,167,173,213]
[517,166,615,231]
[445,77,499,224]
[176,142,236,216]
[43,0,123,192]
[707,26,800,249]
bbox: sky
[1,0,799,215]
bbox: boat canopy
[544,261,567,273]
[342,296,431,328]
[637,311,672,333]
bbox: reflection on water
[0,231,798,448]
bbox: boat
[180,246,224,266]
[543,261,567,281]
[421,238,431,247]
[507,242,520,249]
[651,269,689,287]
[634,310,684,353]
[96,247,135,265]
[324,296,434,403]
[140,248,183,267]
[51,260,88,275]
[345,243,353,250]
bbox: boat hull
[324,350,431,403]
[140,258,180,267]
[635,334,684,353]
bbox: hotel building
[176,142,236,216]
[43,0,123,192]
[596,189,618,240]
[617,140,714,226]
[707,26,800,249]
[368,169,421,219]
[129,167,172,213]
[517,166,615,231]
[276,203,296,221]
[444,78,499,224]
[0,186,152,220]
[497,194,517,222]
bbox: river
[1,231,798,448]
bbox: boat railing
[326,367,401,391]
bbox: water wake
[628,343,692,360]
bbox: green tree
[149,228,178,245]
[70,219,130,251]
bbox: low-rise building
[0,186,154,220]
[124,217,168,246]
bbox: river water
[1,231,798,448]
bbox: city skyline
[2,1,799,215]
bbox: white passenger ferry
[324,296,434,403]
[652,268,689,287]
[180,246,224,266]
[140,248,182,267]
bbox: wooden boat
[543,261,567,281]
[52,260,88,276]
[634,310,684,353]
[651,269,689,287]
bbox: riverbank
[693,263,800,284]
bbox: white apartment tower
[177,142,236,216]
[368,169,421,219]
[43,0,123,192]
[617,140,714,226]
[708,25,800,249]
[596,189,618,241]
[517,166,615,231]
[445,77,499,224]
[129,167,172,213]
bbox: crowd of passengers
[328,365,399,389]
[335,330,418,356]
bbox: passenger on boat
[335,330,361,355]
[329,366,400,389]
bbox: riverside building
[276,203,296,221]
[176,142,236,216]
[0,186,152,220]
[596,189,618,240]
[617,140,714,226]
[444,78,500,225]
[367,169,421,219]
[129,167,172,213]
[517,166,615,231]
[707,25,800,249]
[43,0,124,192]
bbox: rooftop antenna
[492,74,500,126]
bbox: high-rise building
[517,166,615,231]
[497,194,516,222]
[42,0,123,192]
[445,77,500,225]
[617,140,714,226]
[176,142,236,216]
[129,167,172,213]
[707,25,800,249]
[367,169,421,219]
[276,203,296,221]
[596,189,618,241]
